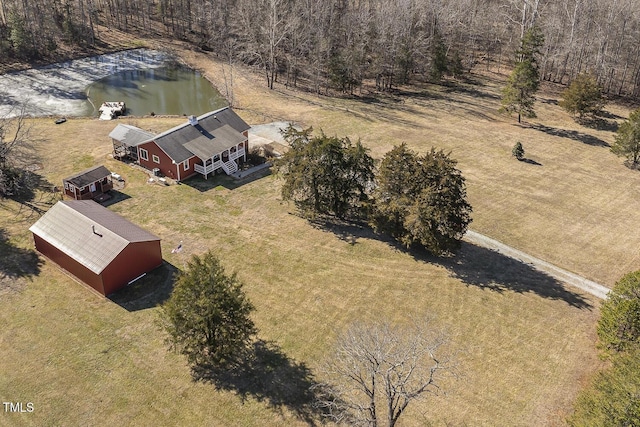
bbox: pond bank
[0,49,169,118]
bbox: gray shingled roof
[184,124,247,160]
[63,165,111,188]
[108,124,155,147]
[152,107,250,162]
[29,200,160,274]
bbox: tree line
[2,0,640,98]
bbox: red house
[29,200,163,296]
[136,107,251,181]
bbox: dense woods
[1,0,640,98]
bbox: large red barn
[29,200,162,296]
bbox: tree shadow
[193,339,325,425]
[431,241,592,309]
[306,216,592,309]
[308,217,374,245]
[597,110,624,120]
[528,123,610,147]
[109,261,178,311]
[579,117,619,132]
[520,157,542,166]
[0,228,42,293]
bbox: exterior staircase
[221,160,238,175]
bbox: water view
[85,63,227,117]
[0,49,227,118]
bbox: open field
[0,42,636,425]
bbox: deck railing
[194,159,224,176]
[229,147,245,161]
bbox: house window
[183,160,190,171]
[139,148,148,161]
[152,154,160,164]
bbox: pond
[0,49,227,118]
[85,62,228,117]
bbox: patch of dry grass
[0,47,627,425]
[173,44,639,286]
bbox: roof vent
[188,115,198,126]
[92,225,103,237]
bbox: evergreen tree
[430,30,448,82]
[276,125,375,219]
[371,144,472,256]
[597,270,640,353]
[512,142,524,160]
[568,348,640,427]
[559,73,606,120]
[159,251,256,368]
[449,50,464,80]
[500,26,544,123]
[611,108,640,167]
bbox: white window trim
[183,160,190,171]
[152,154,160,164]
[139,148,148,161]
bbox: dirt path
[465,230,611,300]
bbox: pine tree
[597,270,640,353]
[611,108,640,167]
[559,73,606,120]
[160,251,256,368]
[276,125,375,219]
[500,26,544,123]
[371,144,472,256]
[512,142,524,160]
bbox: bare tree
[314,318,455,427]
[0,104,40,198]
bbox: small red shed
[29,200,163,296]
[62,165,113,201]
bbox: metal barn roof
[29,200,160,274]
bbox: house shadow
[183,167,272,192]
[0,229,43,293]
[192,339,325,425]
[101,190,131,206]
[307,216,592,309]
[109,261,178,311]
[529,123,609,147]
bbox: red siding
[138,141,179,179]
[101,240,163,295]
[178,157,199,181]
[33,234,163,296]
[33,234,105,295]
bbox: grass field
[1,41,636,425]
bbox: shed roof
[109,124,155,147]
[63,165,111,188]
[152,107,250,163]
[29,200,160,274]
